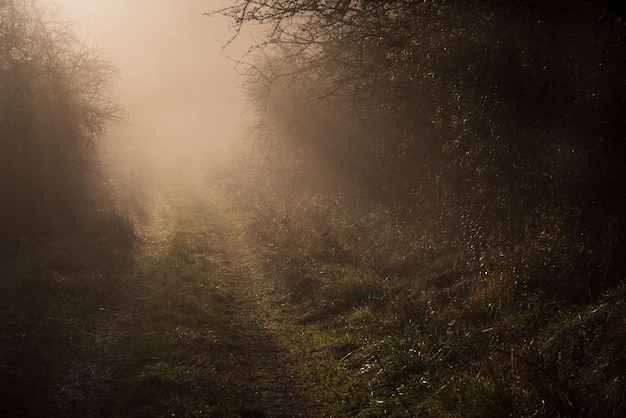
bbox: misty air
[1,1,625,416]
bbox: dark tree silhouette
[0,0,121,245]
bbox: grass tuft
[224,188,626,417]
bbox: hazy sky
[50,0,251,162]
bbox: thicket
[218,1,626,415]
[0,0,129,251]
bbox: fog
[52,0,251,184]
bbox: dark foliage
[221,0,626,299]
[217,0,626,415]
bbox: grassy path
[1,172,319,417]
[94,178,319,417]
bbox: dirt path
[52,176,319,417]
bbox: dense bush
[219,0,626,415]
[224,0,626,298]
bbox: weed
[229,187,626,417]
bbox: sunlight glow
[48,0,248,170]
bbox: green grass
[111,222,237,417]
[108,181,308,417]
[223,188,626,417]
[0,182,264,416]
[4,179,624,417]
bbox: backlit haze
[50,0,251,184]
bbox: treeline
[0,0,126,250]
[222,0,626,301]
[217,1,626,415]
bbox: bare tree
[0,0,121,242]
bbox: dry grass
[232,189,626,417]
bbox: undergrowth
[227,188,626,417]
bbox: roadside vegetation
[216,0,626,416]
[0,1,133,415]
[0,0,127,252]
[223,187,626,416]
